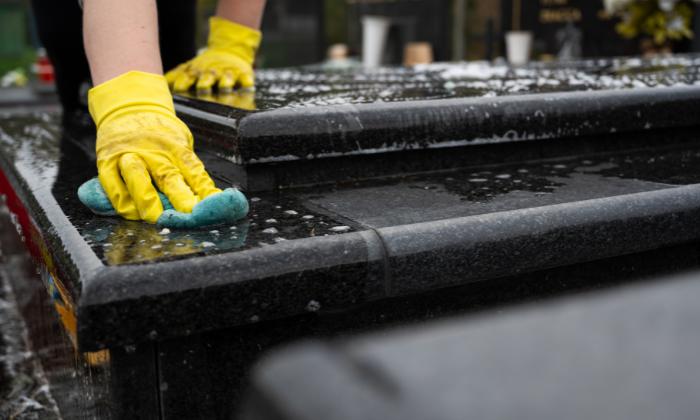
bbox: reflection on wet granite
[77,193,354,266]
[0,113,357,267]
[180,55,700,111]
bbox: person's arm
[166,0,266,92]
[81,0,221,224]
[216,0,266,30]
[83,0,162,85]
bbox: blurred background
[2,0,700,88]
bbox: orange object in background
[404,42,434,66]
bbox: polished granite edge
[380,183,700,295]
[245,269,700,420]
[0,151,102,299]
[77,183,700,350]
[77,229,387,351]
[176,86,700,164]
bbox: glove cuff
[88,71,175,129]
[208,16,262,64]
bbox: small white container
[362,16,391,68]
[505,31,533,66]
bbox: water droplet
[159,228,171,235]
[306,300,321,312]
[330,226,351,233]
[262,227,279,234]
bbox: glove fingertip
[239,73,255,88]
[196,79,215,93]
[174,74,195,92]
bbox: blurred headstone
[348,0,452,65]
[258,0,325,67]
[501,0,638,58]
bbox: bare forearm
[216,0,267,29]
[83,0,163,85]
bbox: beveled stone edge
[379,183,700,295]
[177,86,700,163]
[76,229,387,351]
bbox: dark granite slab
[174,55,700,189]
[3,111,700,352]
[245,269,700,420]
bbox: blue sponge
[77,178,248,229]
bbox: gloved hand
[166,16,262,93]
[88,71,221,224]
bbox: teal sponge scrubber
[77,178,248,229]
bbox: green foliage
[615,0,695,45]
[0,47,35,77]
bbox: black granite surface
[189,55,700,111]
[174,55,700,183]
[4,111,700,351]
[176,242,700,419]
[244,269,700,420]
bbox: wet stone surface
[4,111,700,265]
[183,55,700,110]
[0,233,60,420]
[0,113,358,267]
[304,147,700,228]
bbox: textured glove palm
[166,17,262,92]
[89,71,221,224]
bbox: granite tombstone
[502,0,638,58]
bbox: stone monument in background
[501,0,638,58]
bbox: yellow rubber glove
[166,17,262,93]
[89,71,221,224]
